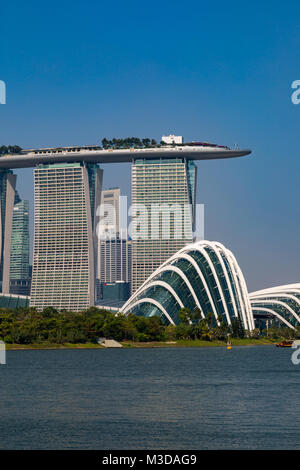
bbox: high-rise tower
[98,232,131,284]
[97,188,131,300]
[131,157,197,293]
[30,162,103,311]
[99,187,120,236]
[9,197,30,295]
[0,169,16,294]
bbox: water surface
[0,346,299,449]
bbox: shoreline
[5,338,276,350]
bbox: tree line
[0,145,22,155]
[101,137,159,149]
[0,306,298,345]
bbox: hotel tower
[131,157,197,293]
[30,162,103,311]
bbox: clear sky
[1,0,300,292]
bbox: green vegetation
[101,137,157,149]
[0,305,299,349]
[122,338,277,348]
[0,307,167,345]
[0,145,22,155]
[5,342,105,350]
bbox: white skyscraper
[30,162,103,311]
[97,188,131,287]
[131,157,196,293]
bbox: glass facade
[97,188,131,288]
[122,240,254,331]
[131,158,197,293]
[250,285,300,329]
[10,199,30,280]
[0,293,29,309]
[0,169,16,293]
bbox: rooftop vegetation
[0,145,22,155]
[101,137,161,149]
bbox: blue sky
[1,0,300,291]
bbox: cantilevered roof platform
[0,146,251,169]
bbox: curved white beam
[226,247,254,331]
[250,284,300,297]
[136,280,184,309]
[251,299,300,324]
[250,292,300,319]
[215,243,253,331]
[253,307,295,330]
[215,244,248,329]
[173,242,231,325]
[175,253,215,321]
[124,297,175,325]
[121,249,183,311]
[123,265,203,315]
[205,243,239,321]
[250,292,300,302]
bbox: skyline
[1,0,300,293]
[2,0,300,457]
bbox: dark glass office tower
[0,169,16,293]
[9,198,30,296]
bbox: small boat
[276,340,293,348]
[227,336,232,350]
